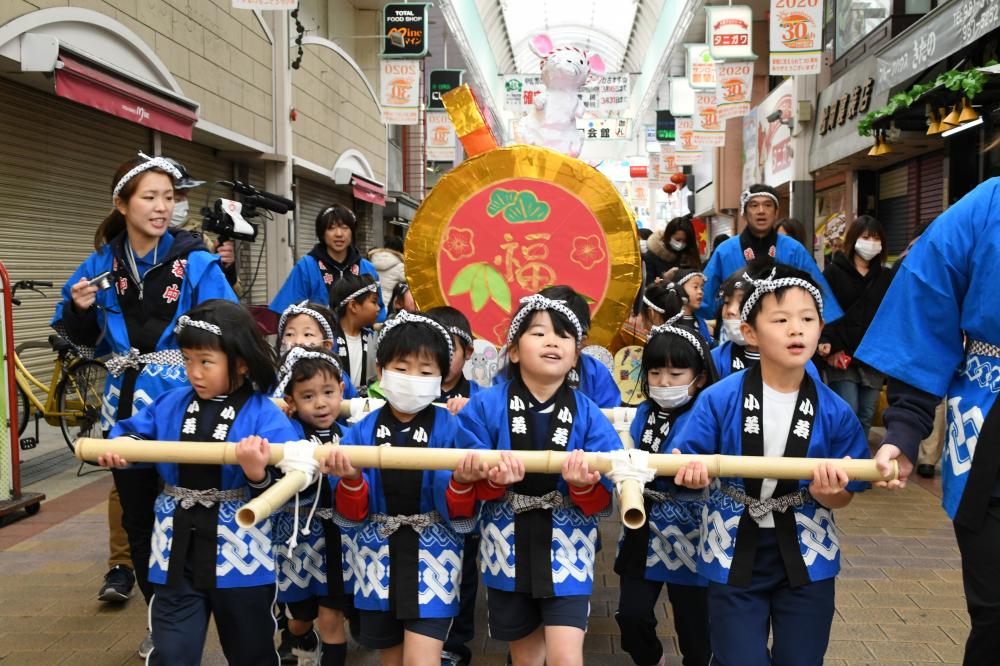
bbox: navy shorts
[285,592,351,621]
[486,588,590,641]
[358,609,452,649]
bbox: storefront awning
[351,175,386,207]
[54,53,198,139]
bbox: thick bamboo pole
[75,438,895,529]
[336,397,637,424]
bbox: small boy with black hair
[329,274,380,390]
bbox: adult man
[698,184,843,322]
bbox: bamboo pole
[75,438,896,529]
[336,397,637,424]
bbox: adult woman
[643,216,701,284]
[51,155,237,656]
[775,217,807,248]
[270,204,385,321]
[818,214,891,435]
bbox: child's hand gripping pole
[243,440,324,545]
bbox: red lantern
[670,172,687,186]
[662,183,677,194]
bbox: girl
[330,274,381,390]
[615,315,717,666]
[277,299,359,399]
[52,155,237,656]
[711,274,757,377]
[99,299,299,665]
[644,216,702,283]
[667,269,714,345]
[819,215,892,436]
[673,263,871,666]
[271,204,385,321]
[640,281,679,330]
[388,280,416,317]
[459,294,622,666]
[273,347,353,666]
[425,306,480,404]
[323,312,488,666]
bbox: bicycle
[11,280,107,455]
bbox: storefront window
[836,0,891,58]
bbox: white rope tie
[276,439,323,549]
[601,449,657,493]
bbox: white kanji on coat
[743,415,760,435]
[511,416,527,435]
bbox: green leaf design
[487,189,519,217]
[579,292,597,304]
[503,191,551,223]
[448,263,485,296]
[470,270,490,311]
[484,265,512,312]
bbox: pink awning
[351,176,386,207]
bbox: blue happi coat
[109,387,299,588]
[623,401,706,586]
[52,231,237,430]
[273,420,353,603]
[712,341,821,381]
[459,383,622,596]
[672,371,870,585]
[269,253,385,321]
[339,406,484,618]
[698,234,843,322]
[856,178,1000,518]
[495,354,622,408]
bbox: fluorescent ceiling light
[940,116,983,137]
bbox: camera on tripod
[201,180,295,243]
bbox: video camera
[201,180,294,243]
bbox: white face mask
[669,238,687,252]
[639,240,648,254]
[379,369,441,414]
[722,319,746,346]
[170,199,189,227]
[648,380,695,409]
[854,238,882,261]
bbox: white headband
[506,295,584,347]
[648,311,704,357]
[174,315,222,337]
[273,347,343,398]
[739,189,780,214]
[338,283,378,310]
[447,326,474,347]
[279,300,334,341]
[113,154,182,203]
[642,295,665,314]
[674,272,705,289]
[739,267,824,322]
[378,311,454,361]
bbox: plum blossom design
[443,227,476,261]
[570,235,605,270]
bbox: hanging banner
[675,118,704,165]
[706,5,755,61]
[428,69,463,110]
[380,59,421,125]
[769,0,823,75]
[716,60,754,120]
[426,111,456,161]
[658,144,678,185]
[577,117,632,140]
[382,3,430,58]
[686,44,717,89]
[693,91,725,147]
[503,74,631,113]
[742,108,760,189]
[755,78,794,186]
[669,78,696,117]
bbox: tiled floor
[0,471,967,665]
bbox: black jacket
[642,232,696,284]
[821,252,892,355]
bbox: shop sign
[693,92,726,147]
[380,59,421,125]
[706,6,756,61]
[818,77,875,135]
[382,3,430,58]
[768,0,823,75]
[669,78,696,117]
[686,44,717,89]
[876,0,1000,89]
[502,74,630,113]
[576,117,633,140]
[715,60,754,120]
[749,78,794,187]
[675,118,704,165]
[428,70,463,110]
[426,111,456,161]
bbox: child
[424,305,481,664]
[640,281,679,330]
[388,280,416,317]
[322,311,488,665]
[329,274,380,390]
[615,315,716,666]
[273,347,352,666]
[459,294,622,665]
[277,299,359,399]
[668,269,714,345]
[673,263,871,666]
[99,299,299,665]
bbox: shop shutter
[294,176,351,260]
[234,163,271,306]
[916,152,945,231]
[877,165,910,256]
[0,79,146,401]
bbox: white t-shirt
[344,334,363,387]
[758,382,799,528]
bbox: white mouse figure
[519,34,606,158]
